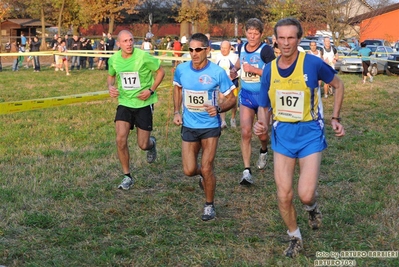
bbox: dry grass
[0,66,398,266]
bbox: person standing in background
[30,36,41,72]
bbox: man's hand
[331,120,345,137]
[173,113,182,126]
[253,121,268,136]
[108,86,119,98]
[203,103,218,117]
[138,89,152,100]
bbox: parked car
[393,42,399,52]
[370,45,394,75]
[334,50,349,72]
[339,45,393,75]
[339,47,364,73]
[363,39,391,47]
[386,53,399,75]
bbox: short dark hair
[274,17,303,40]
[189,33,209,47]
[360,41,366,47]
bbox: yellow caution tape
[0,91,110,115]
[0,84,172,115]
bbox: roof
[341,0,373,10]
[348,3,399,24]
[4,19,52,27]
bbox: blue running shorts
[271,120,327,158]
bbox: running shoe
[221,121,227,129]
[257,150,268,169]
[240,169,253,185]
[201,204,216,221]
[118,175,133,190]
[284,236,303,257]
[147,136,157,163]
[308,206,322,230]
[230,118,237,128]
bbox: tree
[78,0,141,34]
[0,1,11,47]
[174,0,209,35]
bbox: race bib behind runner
[240,63,260,83]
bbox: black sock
[124,173,132,178]
[260,147,268,154]
[245,167,252,174]
[205,202,214,206]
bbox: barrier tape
[0,50,192,61]
[0,91,110,115]
[0,84,172,115]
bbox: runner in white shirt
[322,37,338,98]
[215,40,239,128]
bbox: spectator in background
[80,37,88,69]
[172,36,182,67]
[30,36,41,72]
[97,39,106,70]
[273,42,281,57]
[235,37,242,54]
[58,39,70,76]
[11,40,19,71]
[141,38,153,52]
[166,36,173,51]
[86,38,94,70]
[55,36,63,71]
[358,41,373,84]
[105,33,115,70]
[20,32,27,49]
[24,38,34,68]
[70,35,81,70]
[50,34,58,67]
[65,34,72,50]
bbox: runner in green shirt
[108,30,165,190]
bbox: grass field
[0,62,398,267]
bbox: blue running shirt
[173,61,235,129]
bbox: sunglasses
[189,47,208,52]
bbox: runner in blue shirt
[173,33,236,221]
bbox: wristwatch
[148,89,154,95]
[331,117,341,122]
[216,106,222,114]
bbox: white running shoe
[118,176,134,190]
[230,118,236,128]
[240,169,253,185]
[201,204,216,221]
[257,150,268,169]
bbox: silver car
[339,45,393,75]
[370,45,394,75]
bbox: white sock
[287,228,302,240]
